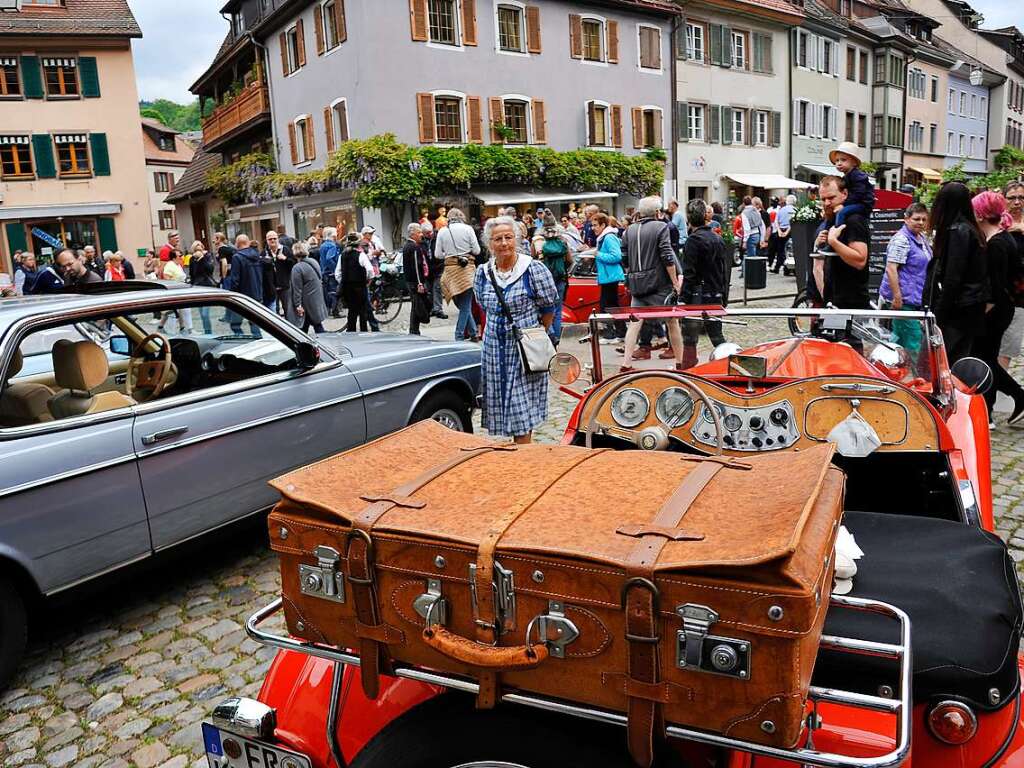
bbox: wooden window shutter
[337,101,349,141]
[305,118,316,160]
[652,29,662,69]
[611,104,623,147]
[532,99,547,144]
[568,14,582,59]
[771,110,782,146]
[31,135,56,178]
[467,96,483,143]
[607,20,619,64]
[587,101,596,145]
[279,32,290,75]
[709,104,720,144]
[722,106,733,144]
[296,19,307,66]
[20,56,43,99]
[324,106,335,153]
[335,0,348,43]
[288,122,299,165]
[631,107,643,148]
[410,0,428,41]
[79,57,100,98]
[416,92,436,143]
[526,6,542,54]
[97,218,118,252]
[5,223,28,254]
[489,97,504,143]
[315,6,325,55]
[676,101,688,143]
[89,133,111,176]
[640,27,651,67]
[747,109,756,146]
[652,109,662,147]
[461,0,477,45]
[709,23,722,66]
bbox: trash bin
[744,256,767,290]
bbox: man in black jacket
[261,230,294,313]
[227,234,264,336]
[402,223,430,335]
[680,199,728,368]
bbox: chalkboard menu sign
[868,207,904,300]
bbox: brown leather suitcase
[267,420,843,766]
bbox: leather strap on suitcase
[621,457,752,767]
[346,444,517,698]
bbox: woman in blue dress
[474,216,559,444]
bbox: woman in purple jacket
[880,202,931,355]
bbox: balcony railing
[202,81,270,148]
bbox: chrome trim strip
[0,452,138,500]
[44,551,151,596]
[134,390,365,458]
[246,594,911,768]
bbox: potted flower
[790,200,821,293]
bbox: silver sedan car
[0,284,480,685]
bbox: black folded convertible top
[813,511,1023,710]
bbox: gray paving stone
[5,697,45,713]
[132,742,170,768]
[113,718,152,740]
[41,726,82,752]
[137,691,179,713]
[41,712,77,739]
[0,714,30,737]
[86,692,124,721]
[3,726,39,752]
[199,619,241,643]
[4,749,36,767]
[43,745,77,768]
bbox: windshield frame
[585,307,943,395]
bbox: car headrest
[53,340,108,392]
[7,349,23,379]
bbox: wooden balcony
[202,81,270,150]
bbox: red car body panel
[561,276,629,325]
[255,322,1007,767]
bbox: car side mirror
[295,341,320,370]
[109,335,131,356]
[950,356,992,395]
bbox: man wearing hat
[335,232,375,332]
[828,140,875,230]
[359,225,384,331]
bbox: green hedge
[207,134,664,209]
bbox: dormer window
[158,135,174,151]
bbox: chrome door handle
[141,426,189,446]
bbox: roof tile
[0,0,141,37]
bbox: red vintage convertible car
[201,306,1024,768]
[561,252,631,326]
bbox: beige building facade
[0,1,149,273]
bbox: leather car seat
[48,340,135,419]
[0,349,54,426]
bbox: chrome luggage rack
[246,594,911,768]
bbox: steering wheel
[583,371,725,455]
[127,332,172,398]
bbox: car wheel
[412,390,472,433]
[349,696,633,768]
[0,576,27,689]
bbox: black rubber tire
[0,577,27,690]
[411,389,473,433]
[349,695,635,768]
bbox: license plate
[202,723,312,768]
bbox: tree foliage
[915,151,1024,207]
[139,98,202,132]
[207,134,665,211]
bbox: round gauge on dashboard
[701,402,725,423]
[723,413,743,432]
[655,388,695,428]
[610,388,650,428]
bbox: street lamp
[969,67,984,86]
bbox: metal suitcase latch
[469,561,516,636]
[413,579,448,627]
[299,545,346,604]
[528,601,580,659]
[675,603,750,681]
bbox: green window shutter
[709,104,720,144]
[31,134,56,178]
[5,223,28,255]
[676,101,688,143]
[771,111,782,146]
[674,19,687,60]
[90,133,110,176]
[722,106,733,145]
[709,24,722,65]
[79,57,100,97]
[20,56,43,99]
[97,218,118,251]
[721,26,733,68]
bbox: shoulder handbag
[487,264,556,375]
[626,220,662,298]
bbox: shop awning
[796,163,839,178]
[723,173,814,190]
[908,166,942,182]
[468,186,618,206]
[0,202,122,222]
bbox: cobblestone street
[2,295,1023,768]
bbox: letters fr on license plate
[202,722,312,768]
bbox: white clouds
[129,0,229,103]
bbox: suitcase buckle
[469,561,516,637]
[413,579,448,628]
[675,603,750,681]
[524,601,580,659]
[299,545,346,604]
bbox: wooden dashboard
[577,373,942,455]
